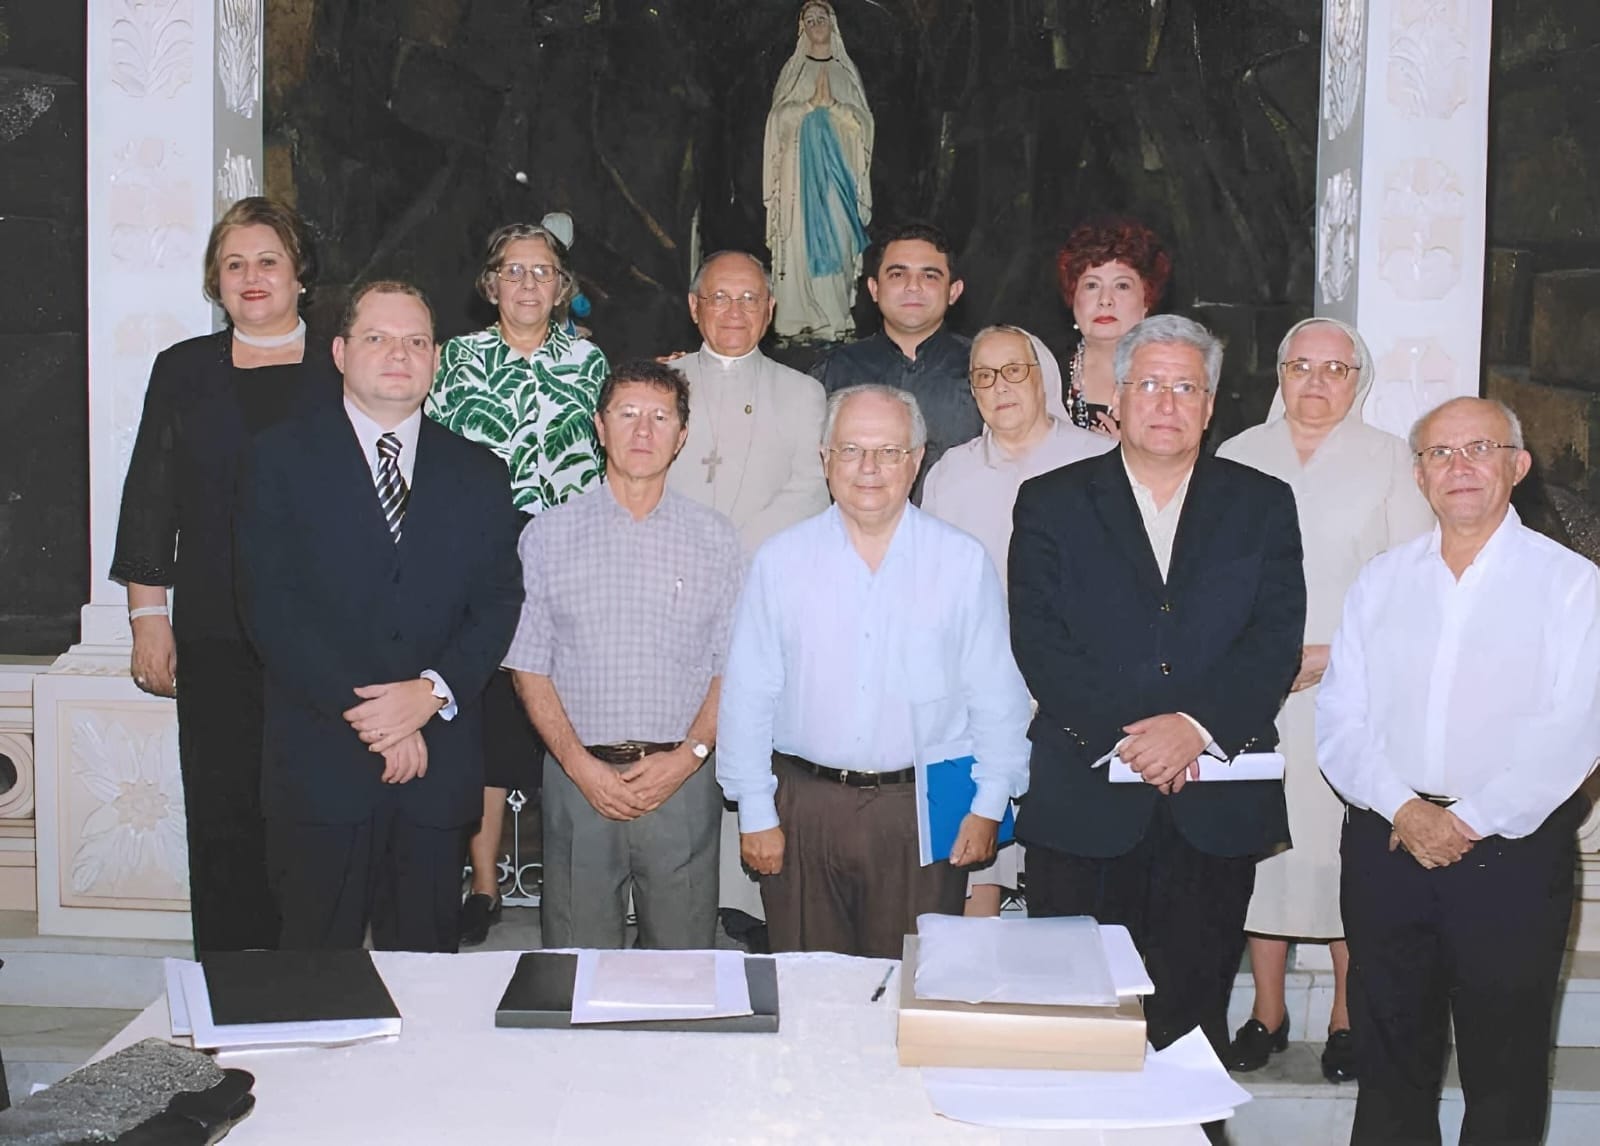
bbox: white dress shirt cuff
[420,670,457,721]
[734,793,780,835]
[1444,799,1489,840]
[1177,713,1226,760]
[969,779,1013,824]
[1371,775,1424,825]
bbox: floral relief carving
[1369,336,1458,439]
[215,149,259,215]
[114,313,192,481]
[0,731,35,820]
[1379,158,1464,301]
[110,0,195,100]
[1318,168,1359,306]
[218,0,262,119]
[1323,0,1364,141]
[1387,0,1469,120]
[108,137,199,271]
[65,709,188,902]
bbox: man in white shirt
[716,384,1033,958]
[1318,396,1600,1145]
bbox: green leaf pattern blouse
[426,322,609,514]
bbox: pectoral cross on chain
[702,446,722,484]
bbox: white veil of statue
[762,1,875,342]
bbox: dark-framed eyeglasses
[826,444,915,467]
[970,361,1036,389]
[1415,440,1517,468]
[697,290,768,312]
[496,263,566,284]
[1281,357,1358,382]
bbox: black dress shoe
[1224,1015,1290,1072]
[458,893,502,947]
[1321,1028,1357,1082]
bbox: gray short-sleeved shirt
[504,485,745,745]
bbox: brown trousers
[761,754,965,958]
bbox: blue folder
[920,754,1016,866]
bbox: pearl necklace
[232,317,306,349]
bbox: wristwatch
[688,740,712,761]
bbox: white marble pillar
[33,0,263,939]
[1315,0,1491,439]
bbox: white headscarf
[970,325,1072,425]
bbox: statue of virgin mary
[762,1,874,342]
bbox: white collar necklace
[233,317,306,349]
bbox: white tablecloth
[99,950,1206,1145]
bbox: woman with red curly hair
[1055,217,1173,438]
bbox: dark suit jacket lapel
[397,420,455,557]
[1167,454,1229,588]
[1088,448,1167,601]
[313,403,398,559]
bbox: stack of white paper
[569,949,752,1025]
[164,958,401,1052]
[912,914,1119,1007]
[923,1028,1251,1129]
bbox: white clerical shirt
[1317,507,1600,839]
[716,504,1033,834]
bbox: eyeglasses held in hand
[496,263,566,284]
[1281,358,1359,381]
[827,444,915,467]
[1119,378,1207,400]
[697,290,768,312]
[970,361,1036,389]
[1415,440,1517,467]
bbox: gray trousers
[540,752,721,949]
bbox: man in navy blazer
[1009,315,1305,1061]
[236,281,524,953]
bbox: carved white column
[34,0,262,938]
[1315,0,1491,439]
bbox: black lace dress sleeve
[110,345,185,587]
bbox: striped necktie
[376,432,408,543]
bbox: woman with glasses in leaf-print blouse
[425,221,610,948]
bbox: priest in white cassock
[666,248,830,929]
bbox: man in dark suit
[236,280,524,953]
[1009,314,1305,1061]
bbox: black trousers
[174,639,280,954]
[268,801,466,953]
[1026,799,1257,1056]
[1343,795,1585,1146]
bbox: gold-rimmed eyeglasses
[1415,440,1517,468]
[970,361,1036,389]
[496,262,567,284]
[1281,358,1358,382]
[826,444,915,467]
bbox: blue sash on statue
[799,106,868,278]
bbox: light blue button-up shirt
[716,504,1033,833]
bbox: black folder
[200,949,401,1026]
[494,952,780,1032]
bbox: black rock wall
[0,3,88,653]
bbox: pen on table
[870,964,895,1002]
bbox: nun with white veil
[922,324,1114,916]
[1215,316,1434,1080]
[762,0,873,342]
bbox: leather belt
[586,741,681,766]
[776,751,916,789]
[1416,792,1458,808]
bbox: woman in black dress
[112,197,337,954]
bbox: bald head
[689,250,777,358]
[1408,396,1524,455]
[1410,396,1530,537]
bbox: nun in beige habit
[1215,317,1434,1080]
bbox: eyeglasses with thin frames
[1118,378,1208,401]
[1281,358,1359,382]
[1415,440,1517,468]
[826,444,915,467]
[697,291,768,312]
[496,263,567,284]
[970,361,1036,389]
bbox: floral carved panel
[218,0,262,119]
[1387,0,1469,120]
[1369,336,1457,434]
[108,137,199,271]
[1323,0,1364,141]
[110,0,195,100]
[1379,158,1464,301]
[58,704,188,909]
[1318,168,1359,305]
